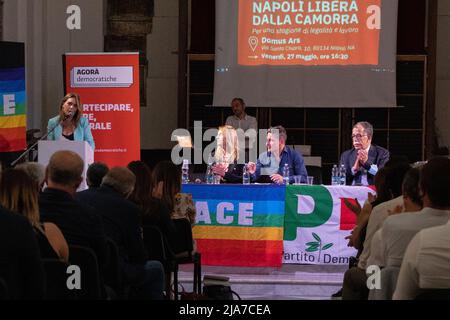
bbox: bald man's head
[46,150,84,189]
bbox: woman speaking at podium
[47,93,95,150]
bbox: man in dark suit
[76,167,165,300]
[340,121,390,185]
[39,150,108,271]
[0,207,45,299]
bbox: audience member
[86,162,109,189]
[0,169,68,262]
[150,161,197,261]
[127,160,152,211]
[127,161,176,245]
[15,162,46,191]
[76,167,165,299]
[152,161,196,225]
[367,167,424,269]
[341,161,411,300]
[380,157,450,268]
[393,157,450,299]
[0,206,45,299]
[39,151,108,271]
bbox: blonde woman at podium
[47,93,95,150]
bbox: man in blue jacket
[248,125,308,184]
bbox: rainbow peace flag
[0,67,27,152]
[183,184,285,267]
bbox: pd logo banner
[283,185,375,264]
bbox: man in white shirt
[340,122,390,186]
[225,98,257,162]
[379,159,450,269]
[393,221,450,300]
[225,98,257,132]
[367,167,423,269]
[387,157,450,299]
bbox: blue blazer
[47,115,95,150]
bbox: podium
[38,140,94,190]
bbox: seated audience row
[342,157,450,300]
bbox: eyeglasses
[351,134,368,140]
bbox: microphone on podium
[11,111,74,167]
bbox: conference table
[182,183,375,267]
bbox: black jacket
[0,207,45,299]
[39,188,108,270]
[76,186,149,284]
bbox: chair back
[415,288,450,300]
[0,257,22,299]
[171,219,202,295]
[368,266,400,300]
[103,238,122,292]
[68,245,102,299]
[0,277,8,300]
[42,258,77,300]
[142,225,177,299]
[171,218,194,257]
[142,225,175,270]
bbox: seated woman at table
[211,125,245,183]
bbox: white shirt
[367,229,384,268]
[380,207,450,268]
[358,196,404,269]
[225,114,257,132]
[225,114,258,150]
[393,220,450,300]
[351,145,380,186]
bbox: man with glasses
[340,121,390,186]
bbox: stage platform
[178,264,347,300]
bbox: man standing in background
[225,98,257,162]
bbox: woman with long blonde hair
[211,125,245,183]
[0,169,69,261]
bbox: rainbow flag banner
[0,67,27,152]
[183,184,285,267]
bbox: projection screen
[212,0,399,108]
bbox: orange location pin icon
[248,36,258,52]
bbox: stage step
[177,264,346,300]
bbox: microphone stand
[10,115,67,167]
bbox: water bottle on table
[283,163,290,185]
[182,159,190,184]
[205,162,214,184]
[339,164,346,185]
[331,164,339,185]
[242,163,250,185]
